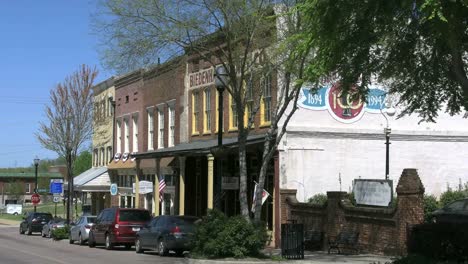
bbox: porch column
[153,158,160,216]
[135,159,140,208]
[179,156,186,215]
[274,151,280,248]
[207,154,214,209]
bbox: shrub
[307,193,327,206]
[192,209,268,259]
[423,195,439,222]
[391,254,437,264]
[51,225,70,240]
[439,189,466,207]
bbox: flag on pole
[158,175,166,202]
[251,182,271,213]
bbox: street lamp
[33,157,40,212]
[214,65,228,210]
[380,104,396,180]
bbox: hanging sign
[299,84,388,123]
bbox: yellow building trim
[192,91,199,135]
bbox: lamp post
[214,65,228,210]
[380,105,396,180]
[33,157,40,212]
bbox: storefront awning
[74,166,111,192]
[133,134,266,159]
[107,159,137,170]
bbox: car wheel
[48,230,52,238]
[41,230,45,238]
[69,233,74,244]
[79,234,85,246]
[158,239,168,256]
[27,226,32,235]
[88,232,96,248]
[13,212,18,216]
[105,234,114,250]
[135,237,144,254]
[19,226,24,235]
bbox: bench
[328,231,359,254]
[304,230,323,250]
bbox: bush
[423,195,439,222]
[51,225,70,240]
[439,189,466,207]
[307,193,327,206]
[191,210,268,259]
[391,254,437,264]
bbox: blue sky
[0,1,110,168]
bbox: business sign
[110,183,118,196]
[222,177,239,190]
[189,67,214,89]
[132,181,154,194]
[49,179,63,194]
[353,179,393,207]
[299,83,388,123]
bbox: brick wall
[280,168,425,255]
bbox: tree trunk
[238,130,250,219]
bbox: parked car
[69,215,97,245]
[19,212,53,235]
[135,215,199,256]
[42,217,66,238]
[6,204,22,215]
[88,207,151,250]
[431,198,468,224]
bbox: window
[147,111,154,150]
[204,88,211,133]
[133,116,138,152]
[93,148,99,167]
[158,109,165,149]
[169,106,175,147]
[116,120,122,154]
[192,91,200,134]
[245,76,254,127]
[100,148,105,166]
[124,118,129,153]
[229,95,238,129]
[107,146,112,163]
[25,183,31,194]
[261,74,272,124]
[101,100,105,120]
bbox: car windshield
[119,210,151,222]
[36,214,52,221]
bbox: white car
[69,215,97,245]
[6,204,22,215]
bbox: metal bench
[304,230,323,250]
[328,231,359,254]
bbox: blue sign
[110,183,118,196]
[50,182,63,194]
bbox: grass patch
[0,202,82,221]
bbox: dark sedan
[19,212,53,235]
[431,198,468,224]
[135,215,199,256]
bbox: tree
[94,0,308,220]
[4,180,24,201]
[73,150,92,176]
[297,0,468,122]
[36,65,97,223]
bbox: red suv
[88,207,151,250]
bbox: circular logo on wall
[110,183,118,196]
[327,83,365,123]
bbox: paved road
[0,226,187,264]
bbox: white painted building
[279,84,468,201]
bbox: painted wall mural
[298,83,387,123]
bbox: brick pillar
[280,189,297,224]
[395,168,425,255]
[326,192,347,239]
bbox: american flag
[158,175,166,202]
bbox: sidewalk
[0,218,21,226]
[188,249,394,264]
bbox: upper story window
[124,118,130,153]
[107,146,112,163]
[116,120,122,154]
[261,74,272,124]
[133,115,139,153]
[169,106,175,147]
[192,91,200,134]
[245,75,254,127]
[158,108,165,149]
[229,95,238,130]
[204,89,211,133]
[147,110,154,151]
[93,148,99,167]
[25,183,31,194]
[100,148,105,166]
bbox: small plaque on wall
[353,179,393,207]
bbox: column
[273,151,280,248]
[179,156,186,215]
[153,158,160,216]
[207,154,214,209]
[135,159,140,208]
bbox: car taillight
[85,224,91,229]
[171,226,181,234]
